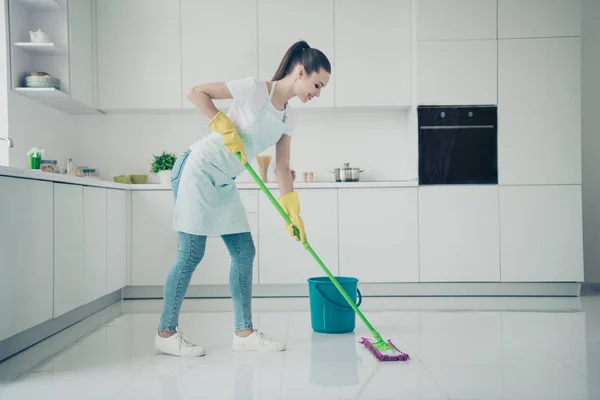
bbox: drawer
[240,190,258,213]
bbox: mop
[238,154,409,362]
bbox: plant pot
[158,170,171,184]
[29,155,41,170]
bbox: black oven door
[418,106,498,185]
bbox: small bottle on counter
[307,172,314,182]
[303,172,308,183]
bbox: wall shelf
[15,0,65,12]
[14,88,100,115]
[14,42,65,56]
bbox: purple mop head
[360,337,410,362]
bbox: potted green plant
[26,147,44,170]
[151,151,177,184]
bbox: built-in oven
[418,105,498,185]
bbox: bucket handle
[314,285,362,311]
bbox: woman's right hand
[207,111,247,165]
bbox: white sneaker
[232,330,286,352]
[155,330,206,357]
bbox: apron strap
[270,81,288,122]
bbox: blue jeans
[159,149,255,331]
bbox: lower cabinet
[0,177,54,340]
[418,186,501,282]
[258,189,338,284]
[338,188,419,282]
[499,185,584,282]
[54,183,85,317]
[107,189,128,293]
[83,187,108,304]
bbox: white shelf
[14,42,65,56]
[14,88,99,115]
[15,0,65,12]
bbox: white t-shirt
[225,77,295,137]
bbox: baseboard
[0,290,122,363]
[123,282,582,299]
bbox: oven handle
[420,125,495,130]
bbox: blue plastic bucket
[307,276,362,334]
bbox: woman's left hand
[278,191,307,242]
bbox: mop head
[360,337,410,362]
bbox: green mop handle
[236,153,381,339]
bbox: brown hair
[271,40,331,81]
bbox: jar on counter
[40,160,59,173]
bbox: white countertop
[0,166,418,190]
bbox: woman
[155,40,331,357]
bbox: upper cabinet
[8,0,98,113]
[96,0,182,110]
[498,37,581,185]
[181,0,258,110]
[417,0,497,40]
[498,0,582,39]
[258,0,335,108]
[418,40,497,105]
[334,0,411,107]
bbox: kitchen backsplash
[72,109,417,183]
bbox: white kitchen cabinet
[498,38,581,185]
[259,189,338,284]
[107,189,127,294]
[68,0,95,108]
[418,40,497,105]
[334,0,411,107]
[258,0,334,108]
[131,191,177,285]
[498,0,582,39]
[499,185,584,282]
[417,0,497,40]
[54,183,84,317]
[83,187,107,305]
[418,186,500,282]
[96,0,181,110]
[181,0,257,110]
[0,178,53,339]
[338,188,419,283]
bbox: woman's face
[293,65,330,103]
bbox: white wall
[73,109,416,183]
[6,91,75,170]
[582,0,600,284]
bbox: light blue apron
[172,81,287,236]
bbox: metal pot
[331,163,364,182]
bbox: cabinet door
[417,0,497,40]
[258,0,334,108]
[96,0,181,110]
[68,0,95,107]
[0,177,15,340]
[131,191,177,285]
[498,38,581,185]
[0,178,54,339]
[418,40,497,105]
[498,0,582,39]
[107,189,127,293]
[418,186,500,282]
[338,188,419,283]
[83,187,107,304]
[181,0,257,110]
[259,190,338,284]
[335,0,411,107]
[54,183,84,317]
[499,186,583,282]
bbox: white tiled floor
[1,295,600,400]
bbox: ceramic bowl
[129,174,148,184]
[113,175,131,184]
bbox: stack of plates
[25,76,61,90]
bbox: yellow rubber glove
[278,191,307,243]
[207,111,247,165]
